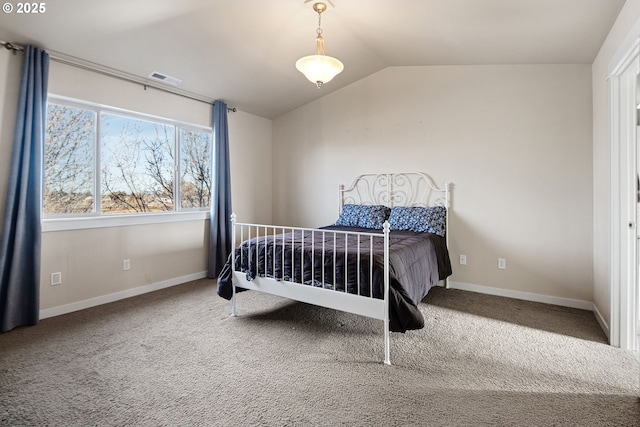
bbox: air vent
[148,71,182,86]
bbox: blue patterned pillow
[334,204,391,229]
[388,206,447,236]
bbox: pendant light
[295,2,344,88]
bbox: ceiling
[0,0,626,119]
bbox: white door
[636,128,640,398]
[609,39,639,397]
[636,126,640,354]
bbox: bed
[217,172,452,365]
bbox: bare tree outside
[100,114,175,214]
[180,128,211,208]
[44,104,95,214]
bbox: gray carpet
[1,279,638,426]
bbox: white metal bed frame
[228,172,450,365]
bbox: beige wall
[592,1,640,330]
[4,4,639,319]
[0,48,21,227]
[273,64,593,302]
[40,222,209,309]
[0,52,273,312]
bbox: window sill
[42,211,210,232]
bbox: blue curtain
[208,100,232,278]
[0,45,49,332]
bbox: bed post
[383,220,391,365]
[230,213,238,317]
[444,182,451,289]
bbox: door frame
[609,37,639,351]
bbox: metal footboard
[229,214,391,365]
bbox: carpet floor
[1,279,639,426]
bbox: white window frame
[42,95,212,232]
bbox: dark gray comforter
[217,225,451,332]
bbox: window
[44,96,212,223]
[100,113,176,214]
[179,128,212,209]
[44,103,96,214]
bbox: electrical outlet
[498,258,506,270]
[123,259,131,271]
[51,272,62,286]
[459,254,467,265]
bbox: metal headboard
[338,172,450,211]
[339,172,451,280]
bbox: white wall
[0,52,273,313]
[273,64,593,303]
[592,1,640,333]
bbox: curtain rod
[1,41,237,112]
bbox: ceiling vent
[148,71,182,86]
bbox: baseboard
[39,275,612,339]
[446,281,613,341]
[447,281,594,311]
[592,303,610,341]
[39,271,208,320]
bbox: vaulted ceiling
[0,0,626,118]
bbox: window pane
[44,104,95,214]
[100,113,175,214]
[180,128,212,209]
[43,96,212,220]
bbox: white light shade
[295,54,344,88]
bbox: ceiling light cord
[316,5,323,36]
